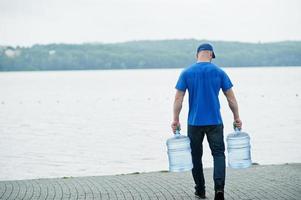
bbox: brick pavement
[0,164,300,200]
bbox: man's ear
[209,51,213,58]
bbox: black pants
[188,124,226,192]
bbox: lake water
[0,67,301,181]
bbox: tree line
[0,39,300,71]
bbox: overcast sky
[0,0,301,46]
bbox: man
[171,43,242,200]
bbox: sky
[0,0,301,46]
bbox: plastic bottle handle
[234,127,241,132]
[175,126,181,136]
[233,122,241,133]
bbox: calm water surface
[0,67,301,180]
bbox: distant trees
[0,40,301,71]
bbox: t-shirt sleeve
[221,71,233,92]
[175,71,187,92]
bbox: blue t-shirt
[175,62,233,126]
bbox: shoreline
[0,65,301,73]
[0,162,299,182]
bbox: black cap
[197,43,216,58]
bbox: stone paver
[0,164,300,200]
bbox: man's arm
[171,90,185,133]
[223,88,242,129]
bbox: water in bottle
[166,129,193,172]
[227,128,252,169]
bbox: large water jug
[227,128,252,169]
[166,129,193,172]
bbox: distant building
[49,50,56,55]
[4,47,21,58]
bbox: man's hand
[171,121,181,134]
[233,118,242,129]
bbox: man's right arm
[171,90,185,133]
[223,88,242,129]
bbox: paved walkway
[0,164,300,200]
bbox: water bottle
[166,129,193,172]
[227,127,252,169]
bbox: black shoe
[194,190,206,199]
[214,190,224,200]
